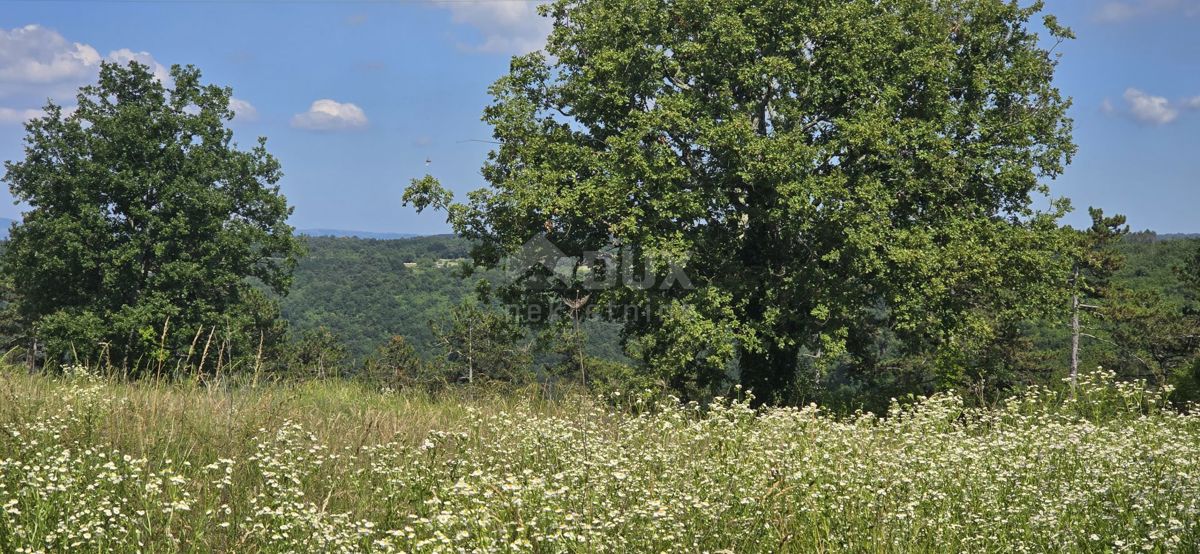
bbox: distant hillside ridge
[297,228,424,240]
[0,220,430,241]
[0,219,444,242]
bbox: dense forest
[279,231,1200,405]
[282,234,629,365]
[281,235,474,360]
[3,227,1194,406]
[1034,232,1199,382]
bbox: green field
[2,367,1197,553]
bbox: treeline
[275,231,1200,408]
[273,234,636,395]
[282,235,626,363]
[8,218,1194,410]
[0,61,634,398]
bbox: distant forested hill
[1010,230,1200,372]
[297,229,422,240]
[1118,231,1199,297]
[280,235,476,360]
[281,233,1198,369]
[281,235,626,363]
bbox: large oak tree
[407,0,1077,403]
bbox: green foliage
[1072,208,1129,299]
[574,355,663,403]
[407,0,1078,403]
[280,235,473,360]
[1048,232,1200,401]
[1102,288,1199,388]
[281,235,630,366]
[360,335,433,390]
[1179,240,1200,294]
[0,61,300,374]
[429,301,534,384]
[275,233,1200,407]
[280,326,349,380]
[1065,208,1129,386]
[0,273,25,362]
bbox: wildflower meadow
[0,367,1197,553]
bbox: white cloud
[0,24,175,120]
[434,1,552,53]
[0,106,44,125]
[107,48,170,84]
[0,24,101,100]
[1123,88,1179,125]
[1,25,261,129]
[290,99,368,131]
[1,25,259,128]
[1094,0,1200,22]
[229,97,258,121]
[1103,89,1200,125]
[0,25,100,86]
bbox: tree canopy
[407,0,1078,403]
[2,61,301,372]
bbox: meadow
[1,366,1198,553]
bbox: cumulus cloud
[290,99,368,131]
[1094,0,1200,22]
[107,48,171,83]
[1123,88,1178,125]
[0,25,100,87]
[0,25,169,97]
[433,0,552,53]
[2,25,259,126]
[229,97,258,121]
[0,24,175,121]
[1103,88,1200,125]
[1,24,101,100]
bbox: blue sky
[0,0,1198,234]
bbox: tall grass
[0,366,1197,552]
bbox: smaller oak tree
[2,61,301,374]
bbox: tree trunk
[466,319,474,384]
[574,309,586,386]
[738,343,799,406]
[27,336,36,374]
[1070,289,1080,392]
